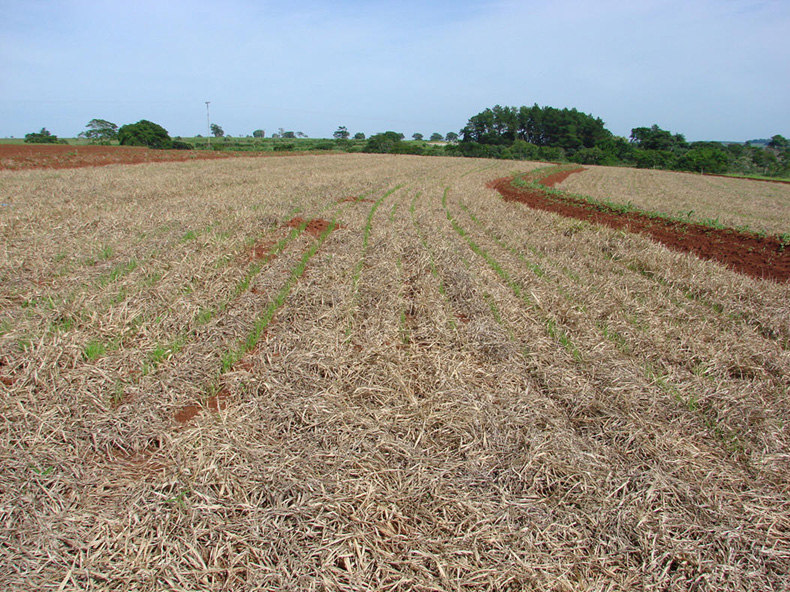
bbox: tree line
[22,110,789,178]
[24,119,192,150]
[450,104,790,178]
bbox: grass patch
[83,340,107,361]
[98,245,114,261]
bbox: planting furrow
[437,182,790,573]
[456,181,790,462]
[414,178,790,588]
[443,180,786,463]
[344,184,405,340]
[519,166,790,347]
[186,180,631,589]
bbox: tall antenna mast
[205,101,211,148]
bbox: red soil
[489,169,790,282]
[0,144,314,171]
[246,239,278,264]
[0,358,15,386]
[338,196,375,204]
[285,217,336,238]
[174,390,230,424]
[0,144,239,170]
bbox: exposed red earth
[0,143,310,171]
[285,216,337,238]
[174,217,338,424]
[489,168,790,282]
[174,390,230,424]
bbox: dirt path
[490,168,790,282]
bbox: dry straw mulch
[556,164,790,236]
[1,154,788,590]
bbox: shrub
[118,120,173,149]
[571,147,606,165]
[509,140,539,160]
[364,131,406,153]
[390,142,423,155]
[24,128,59,144]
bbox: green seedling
[83,340,107,361]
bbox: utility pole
[205,101,211,148]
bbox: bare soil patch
[174,390,230,424]
[338,195,375,204]
[0,143,315,171]
[490,169,790,282]
[285,216,337,238]
[0,144,236,170]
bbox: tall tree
[629,124,687,152]
[79,119,118,144]
[462,104,610,153]
[768,134,789,150]
[334,126,350,140]
[210,124,224,138]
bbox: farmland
[1,152,789,590]
[555,165,790,236]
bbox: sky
[1,0,788,142]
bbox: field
[1,153,789,590]
[0,143,277,171]
[556,165,790,236]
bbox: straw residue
[0,154,788,590]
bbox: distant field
[557,165,790,236]
[1,153,788,590]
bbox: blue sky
[1,0,788,141]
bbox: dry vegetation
[556,165,790,236]
[1,154,789,591]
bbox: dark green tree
[632,149,677,170]
[768,134,789,150]
[462,104,610,153]
[595,136,635,164]
[572,146,609,165]
[363,131,406,153]
[429,133,443,142]
[210,124,224,138]
[629,125,687,153]
[412,133,424,141]
[334,126,350,140]
[78,119,118,144]
[508,139,538,160]
[353,132,366,140]
[253,129,265,138]
[445,132,459,143]
[24,128,59,144]
[678,147,729,174]
[118,120,173,149]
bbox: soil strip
[0,144,314,171]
